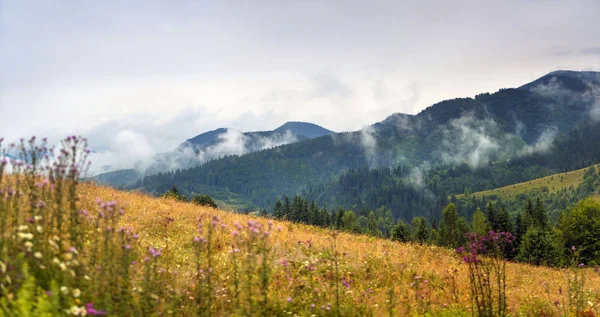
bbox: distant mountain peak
[274,121,334,139]
[520,70,600,92]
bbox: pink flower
[85,303,106,315]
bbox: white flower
[60,286,69,294]
[69,305,86,315]
[34,252,42,259]
[18,225,28,231]
[24,241,33,250]
[17,232,33,240]
[72,288,81,298]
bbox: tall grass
[1,137,600,316]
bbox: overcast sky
[1,0,599,154]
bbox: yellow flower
[34,252,42,259]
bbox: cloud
[88,120,303,175]
[436,114,502,169]
[518,127,558,156]
[359,125,378,168]
[589,86,600,121]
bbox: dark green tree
[391,220,411,242]
[273,199,284,219]
[485,201,498,232]
[366,211,379,236]
[411,217,430,244]
[560,198,600,265]
[517,227,563,267]
[162,185,187,202]
[439,203,469,248]
[191,194,218,208]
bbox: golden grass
[457,164,600,200]
[79,182,600,315]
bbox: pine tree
[273,199,283,219]
[497,204,513,233]
[534,197,549,229]
[411,217,430,244]
[485,201,498,231]
[283,196,291,220]
[367,211,378,236]
[439,203,468,248]
[391,220,411,242]
[471,207,489,236]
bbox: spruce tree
[471,207,489,236]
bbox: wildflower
[34,252,42,259]
[72,288,81,298]
[60,286,69,295]
[578,263,585,268]
[149,246,162,258]
[85,303,106,315]
[17,232,32,240]
[69,305,85,315]
[287,297,292,302]
[554,300,560,306]
[571,245,576,251]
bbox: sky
[1,0,599,169]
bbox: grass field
[457,164,600,200]
[76,182,600,316]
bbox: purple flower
[149,246,162,258]
[287,297,292,302]
[571,245,576,252]
[578,263,585,268]
[85,303,106,315]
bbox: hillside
[81,182,600,315]
[457,164,600,199]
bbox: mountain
[121,70,600,212]
[178,122,333,153]
[274,121,334,139]
[93,121,334,186]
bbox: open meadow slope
[457,165,600,200]
[78,182,600,316]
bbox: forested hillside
[118,71,600,216]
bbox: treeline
[264,194,600,266]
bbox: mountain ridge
[99,70,600,212]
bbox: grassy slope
[79,182,600,315]
[457,164,600,200]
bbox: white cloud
[1,0,599,154]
